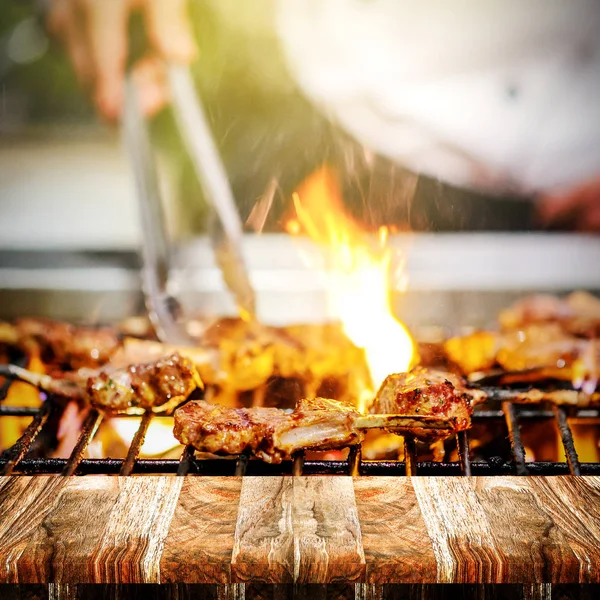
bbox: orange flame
[286,166,416,407]
[0,353,45,451]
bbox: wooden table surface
[0,476,599,585]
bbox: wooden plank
[0,477,69,583]
[353,478,437,583]
[231,477,364,583]
[83,477,182,583]
[231,477,294,583]
[412,478,501,583]
[293,477,364,583]
[0,477,182,583]
[29,478,123,583]
[2,476,600,584]
[472,478,581,583]
[412,477,590,583]
[529,477,600,583]
[160,478,241,583]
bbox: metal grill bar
[119,411,153,476]
[292,451,305,476]
[61,409,103,476]
[0,355,28,401]
[234,452,250,477]
[0,406,42,417]
[348,445,361,476]
[177,445,196,476]
[0,375,15,402]
[553,405,581,475]
[403,437,417,476]
[502,402,528,475]
[456,430,471,476]
[3,457,600,475]
[1,401,53,476]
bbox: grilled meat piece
[499,292,600,338]
[445,324,598,393]
[114,319,370,403]
[173,395,458,462]
[87,352,202,413]
[370,367,486,440]
[174,397,363,463]
[0,352,202,414]
[0,318,120,369]
[1,316,370,405]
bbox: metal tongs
[123,64,256,344]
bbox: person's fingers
[538,190,582,225]
[538,178,600,230]
[144,0,197,62]
[132,55,170,116]
[46,0,94,87]
[78,0,130,120]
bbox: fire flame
[112,418,181,457]
[286,166,416,406]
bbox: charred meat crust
[87,352,202,413]
[173,397,362,463]
[370,367,483,440]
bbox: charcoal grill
[1,234,599,479]
[2,370,598,477]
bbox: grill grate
[0,373,599,477]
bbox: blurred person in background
[5,0,600,232]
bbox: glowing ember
[286,166,416,407]
[112,418,180,457]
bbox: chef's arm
[45,0,197,120]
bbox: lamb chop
[173,396,457,463]
[370,367,486,440]
[371,366,600,440]
[0,352,202,414]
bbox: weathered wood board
[0,476,599,584]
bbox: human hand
[46,0,197,121]
[538,178,600,233]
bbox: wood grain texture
[1,476,600,584]
[160,478,241,583]
[0,477,182,583]
[293,477,364,583]
[353,478,437,583]
[0,477,70,583]
[410,477,599,583]
[231,477,364,583]
[529,478,600,583]
[231,477,294,583]
[472,478,581,583]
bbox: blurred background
[0,1,598,327]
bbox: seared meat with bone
[371,366,600,439]
[371,367,486,440]
[174,396,458,462]
[0,353,202,414]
